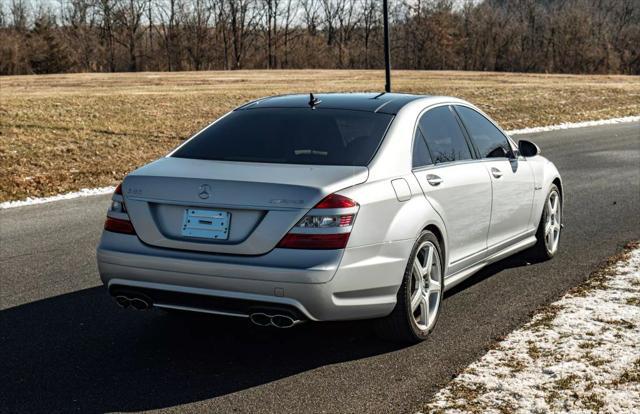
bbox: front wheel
[530,184,562,261]
[375,231,444,343]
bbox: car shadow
[444,250,539,298]
[0,250,541,413]
[0,286,403,413]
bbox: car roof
[235,92,429,115]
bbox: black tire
[529,184,562,261]
[374,230,444,343]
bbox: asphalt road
[1,122,639,414]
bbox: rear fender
[339,174,448,274]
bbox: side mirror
[518,140,540,157]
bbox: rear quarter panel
[340,174,444,247]
[331,174,447,301]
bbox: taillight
[104,217,136,234]
[104,182,136,235]
[314,193,357,209]
[296,214,353,228]
[276,193,358,250]
[277,233,351,249]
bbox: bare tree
[156,0,183,70]
[320,0,338,47]
[96,0,117,71]
[301,0,320,36]
[61,0,99,71]
[221,0,257,69]
[360,0,378,68]
[113,0,146,71]
[334,0,358,67]
[183,0,211,70]
[281,0,297,67]
[262,0,279,68]
[10,0,29,31]
[1,0,639,75]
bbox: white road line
[1,115,638,209]
[507,115,639,135]
[423,246,640,414]
[0,186,115,209]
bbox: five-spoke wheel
[544,189,561,255]
[410,241,442,332]
[531,184,562,260]
[375,230,444,343]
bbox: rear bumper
[96,231,414,321]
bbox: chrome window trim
[411,157,483,173]
[412,156,527,175]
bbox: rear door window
[455,106,512,158]
[172,108,393,166]
[412,128,433,168]
[418,106,473,164]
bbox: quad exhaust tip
[111,290,303,328]
[249,312,304,328]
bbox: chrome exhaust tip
[114,294,151,310]
[249,313,272,327]
[249,312,303,328]
[115,295,130,308]
[271,314,296,328]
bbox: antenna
[308,93,321,108]
[382,0,391,93]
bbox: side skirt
[443,236,537,292]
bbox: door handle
[491,167,503,179]
[426,174,443,186]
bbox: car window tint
[412,128,433,168]
[456,106,512,158]
[172,108,393,166]
[418,106,472,163]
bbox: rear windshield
[171,108,393,166]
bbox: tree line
[1,0,638,75]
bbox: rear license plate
[181,208,230,240]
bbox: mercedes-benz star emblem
[198,184,211,199]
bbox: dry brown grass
[1,70,639,202]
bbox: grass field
[1,70,639,202]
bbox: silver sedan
[97,93,563,342]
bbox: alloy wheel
[544,190,561,254]
[409,241,442,331]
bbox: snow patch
[423,247,640,414]
[506,115,640,135]
[0,186,115,209]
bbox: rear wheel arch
[376,229,445,342]
[552,177,563,205]
[529,183,562,261]
[424,224,446,270]
[535,176,563,226]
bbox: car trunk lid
[122,157,368,255]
